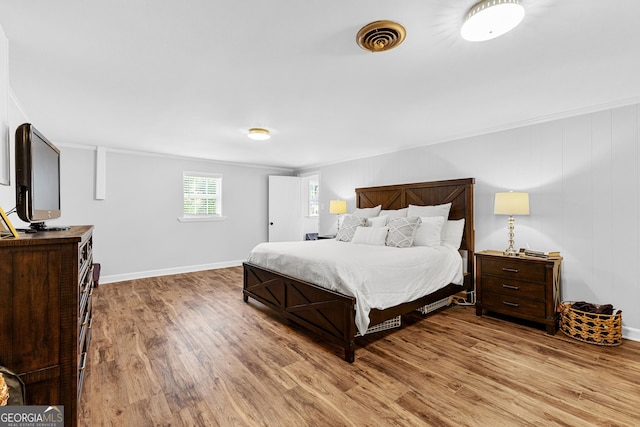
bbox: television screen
[15,123,63,229]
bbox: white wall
[305,103,640,340]
[57,147,289,282]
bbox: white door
[268,176,303,242]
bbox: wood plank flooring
[80,267,640,426]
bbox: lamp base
[503,247,518,256]
[504,215,517,256]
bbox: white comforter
[247,239,464,335]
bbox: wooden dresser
[0,225,94,427]
[475,250,562,334]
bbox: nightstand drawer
[482,291,545,318]
[481,258,546,282]
[481,275,544,301]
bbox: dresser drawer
[481,258,546,282]
[482,291,545,319]
[481,275,545,301]
[78,297,92,353]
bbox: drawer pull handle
[502,284,520,290]
[502,268,519,273]
[502,301,520,307]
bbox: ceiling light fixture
[461,0,525,42]
[247,127,270,141]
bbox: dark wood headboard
[355,178,475,290]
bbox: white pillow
[407,203,452,219]
[442,219,465,249]
[367,215,388,227]
[352,205,382,218]
[413,216,446,247]
[351,226,388,246]
[379,208,408,218]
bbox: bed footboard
[243,262,357,362]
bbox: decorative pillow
[379,208,408,218]
[442,219,465,249]
[413,216,446,247]
[407,203,452,219]
[351,226,388,246]
[352,205,382,218]
[367,215,388,227]
[335,215,367,242]
[385,217,421,248]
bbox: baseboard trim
[100,260,244,284]
[623,326,640,343]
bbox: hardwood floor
[80,267,640,426]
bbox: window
[309,180,319,216]
[180,172,224,222]
[302,174,319,217]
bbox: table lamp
[329,200,347,232]
[494,191,529,256]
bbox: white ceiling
[0,1,639,170]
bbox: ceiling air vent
[356,20,406,52]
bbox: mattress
[247,239,464,335]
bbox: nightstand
[475,250,562,334]
[317,234,336,239]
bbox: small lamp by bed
[494,191,529,256]
[329,200,347,232]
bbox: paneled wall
[308,104,640,339]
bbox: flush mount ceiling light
[461,0,525,42]
[356,20,406,52]
[247,127,270,141]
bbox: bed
[243,178,475,362]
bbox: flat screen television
[15,123,66,231]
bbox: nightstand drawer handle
[502,284,520,290]
[502,301,520,307]
[502,268,519,273]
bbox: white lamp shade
[329,200,347,214]
[461,0,525,42]
[494,192,529,215]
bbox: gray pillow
[386,217,421,248]
[336,215,367,242]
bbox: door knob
[269,222,274,225]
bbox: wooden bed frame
[243,178,475,362]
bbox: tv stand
[29,222,69,231]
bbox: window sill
[177,216,227,223]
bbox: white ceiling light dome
[461,0,525,42]
[247,127,270,141]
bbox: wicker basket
[0,373,8,406]
[558,302,622,346]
